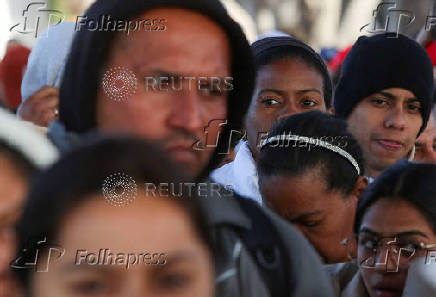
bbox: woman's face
[358,198,436,297]
[260,168,358,263]
[245,58,326,160]
[31,193,215,297]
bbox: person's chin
[370,143,408,165]
[169,152,203,178]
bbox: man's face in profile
[96,8,231,178]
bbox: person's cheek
[126,93,173,139]
[359,268,374,295]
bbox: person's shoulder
[211,159,235,179]
[325,262,359,297]
[341,272,369,297]
[200,181,336,297]
[199,179,252,229]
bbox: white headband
[261,134,361,175]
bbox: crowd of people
[1,0,436,297]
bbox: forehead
[108,8,231,76]
[57,194,199,253]
[261,170,334,210]
[361,198,434,235]
[256,59,323,90]
[365,88,416,100]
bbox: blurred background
[2,0,436,57]
[1,0,436,124]
[1,0,436,103]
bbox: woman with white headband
[258,111,368,265]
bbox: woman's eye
[261,98,280,106]
[301,99,318,107]
[359,238,378,249]
[396,242,420,257]
[398,242,420,251]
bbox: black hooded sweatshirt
[56,0,255,178]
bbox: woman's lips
[373,288,402,297]
[372,279,404,297]
[376,139,404,151]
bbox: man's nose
[384,106,406,130]
[167,89,203,133]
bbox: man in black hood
[48,0,336,296]
[54,0,255,180]
[334,33,434,179]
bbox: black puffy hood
[58,0,255,178]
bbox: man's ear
[351,176,368,201]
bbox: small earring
[408,145,416,161]
[340,236,356,261]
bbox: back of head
[258,111,364,195]
[334,33,434,134]
[355,161,436,233]
[252,36,332,108]
[15,137,212,288]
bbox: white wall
[1,0,55,58]
[0,0,12,58]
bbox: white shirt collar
[211,140,263,204]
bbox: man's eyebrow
[145,70,228,81]
[148,70,183,78]
[405,98,421,103]
[376,91,396,100]
[375,91,419,102]
[156,251,199,268]
[62,262,113,273]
